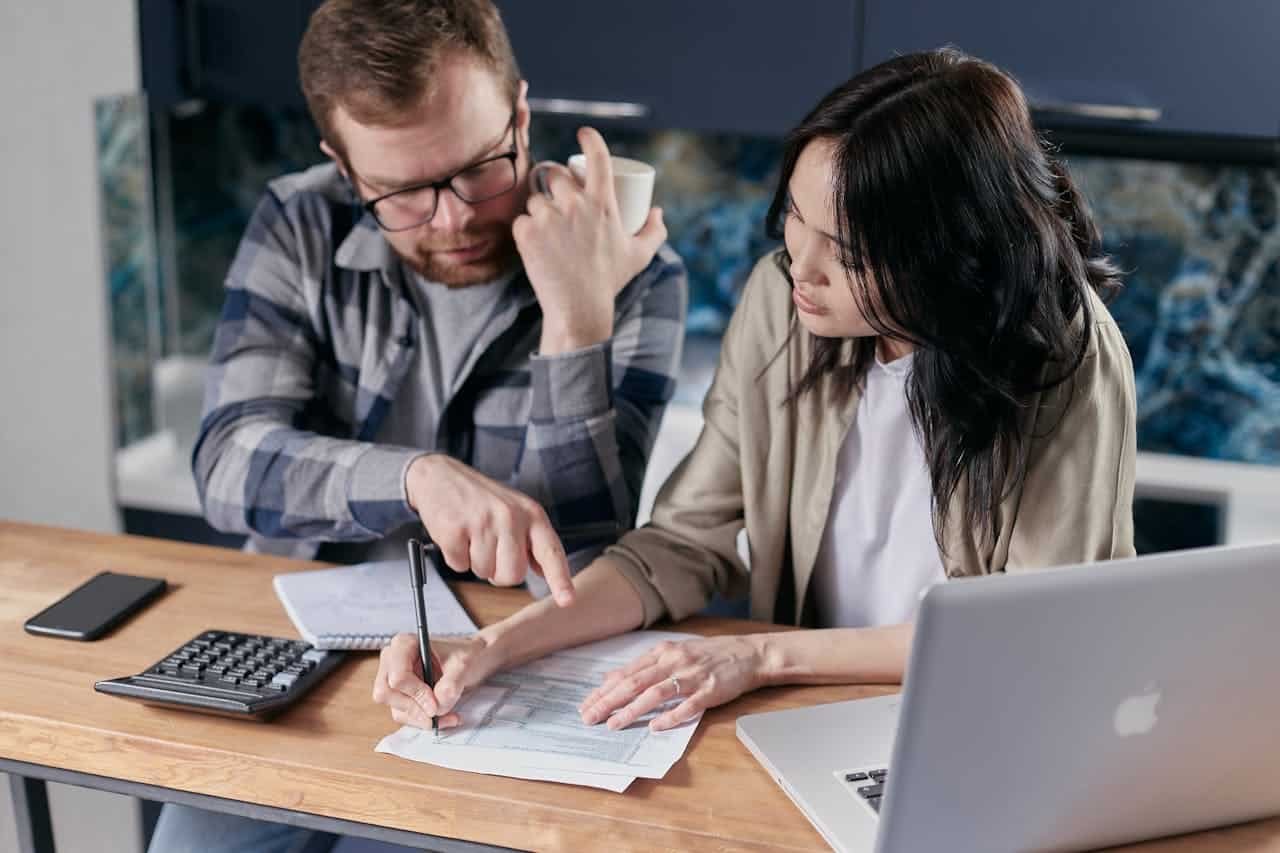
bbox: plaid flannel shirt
[193,163,687,561]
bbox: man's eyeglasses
[356,108,520,232]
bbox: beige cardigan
[607,252,1138,627]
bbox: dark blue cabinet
[494,0,860,136]
[141,1,1277,140]
[140,0,315,111]
[140,0,862,137]
[862,0,1280,139]
[188,1,313,109]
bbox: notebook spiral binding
[320,633,392,650]
[315,631,473,650]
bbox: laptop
[737,542,1280,852]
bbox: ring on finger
[669,676,681,697]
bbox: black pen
[406,538,439,738]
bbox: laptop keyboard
[840,767,889,814]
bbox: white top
[809,352,947,629]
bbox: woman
[373,48,1137,733]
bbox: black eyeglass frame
[352,106,521,232]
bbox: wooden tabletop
[2,521,1278,853]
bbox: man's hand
[372,632,504,729]
[406,454,575,605]
[513,127,667,355]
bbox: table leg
[6,773,56,853]
[138,798,162,850]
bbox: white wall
[1,5,141,851]
[0,0,131,533]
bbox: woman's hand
[578,635,770,732]
[372,632,505,730]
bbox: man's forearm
[538,322,612,356]
[520,340,636,535]
[755,623,914,687]
[481,556,646,670]
[196,412,420,540]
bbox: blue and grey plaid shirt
[193,163,687,561]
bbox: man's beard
[400,224,520,287]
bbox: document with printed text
[376,630,703,791]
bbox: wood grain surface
[1,522,1277,852]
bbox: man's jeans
[147,804,425,853]
[147,804,317,853]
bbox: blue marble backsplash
[98,100,1280,467]
[1070,158,1280,464]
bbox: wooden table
[2,522,1279,853]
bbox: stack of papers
[376,631,703,792]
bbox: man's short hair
[298,0,521,154]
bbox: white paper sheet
[377,726,636,792]
[376,630,702,791]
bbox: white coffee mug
[533,154,656,234]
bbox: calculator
[95,630,345,720]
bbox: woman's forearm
[481,556,647,671]
[755,623,915,687]
[478,559,911,689]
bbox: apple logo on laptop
[1114,684,1161,737]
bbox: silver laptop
[737,542,1280,852]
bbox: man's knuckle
[526,501,551,525]
[492,502,516,527]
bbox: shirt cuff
[346,444,424,535]
[530,341,613,423]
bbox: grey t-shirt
[324,270,516,564]
[381,271,515,451]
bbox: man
[151,0,686,849]
[192,0,685,593]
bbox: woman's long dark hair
[767,48,1121,550]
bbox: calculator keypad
[146,631,322,692]
[96,630,344,719]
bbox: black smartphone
[24,571,167,641]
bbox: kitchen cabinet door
[495,0,861,136]
[862,0,1280,139]
[142,0,863,137]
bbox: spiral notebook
[273,559,478,650]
